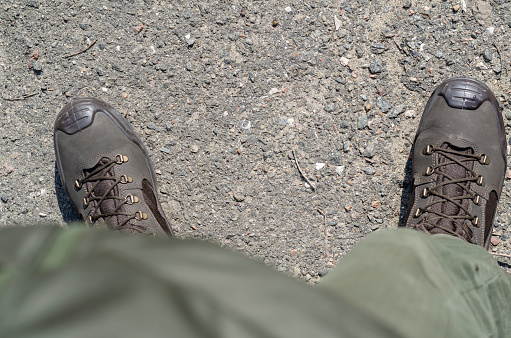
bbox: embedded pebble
[358,113,368,129]
[363,145,375,158]
[491,236,500,246]
[26,0,39,8]
[369,60,383,74]
[33,61,42,72]
[343,141,352,153]
[363,167,376,175]
[483,49,492,62]
[388,105,405,119]
[377,96,391,113]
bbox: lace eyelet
[423,167,434,176]
[115,154,129,164]
[422,145,434,155]
[413,208,422,218]
[83,198,89,208]
[476,175,485,186]
[125,194,139,204]
[478,154,490,165]
[135,211,148,220]
[420,188,429,198]
[88,215,93,223]
[120,175,133,184]
[74,179,82,190]
[473,195,481,205]
[472,216,479,227]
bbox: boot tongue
[83,157,131,229]
[425,143,474,238]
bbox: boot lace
[74,154,148,233]
[413,145,490,244]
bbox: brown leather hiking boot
[404,78,507,248]
[54,98,173,237]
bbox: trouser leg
[0,225,402,338]
[319,228,511,338]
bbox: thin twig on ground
[63,38,98,58]
[2,91,39,101]
[492,252,511,259]
[493,42,506,76]
[393,37,406,55]
[317,208,327,236]
[292,149,316,191]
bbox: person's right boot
[404,78,507,249]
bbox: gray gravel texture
[2,0,511,281]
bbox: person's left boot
[54,98,173,237]
[404,78,507,248]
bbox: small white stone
[404,110,415,118]
[315,163,325,170]
[340,57,349,66]
[269,87,279,95]
[335,166,345,175]
[284,6,292,12]
[334,15,342,30]
[476,61,488,70]
[241,120,252,130]
[101,87,108,92]
[487,26,495,34]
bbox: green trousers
[0,226,509,338]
